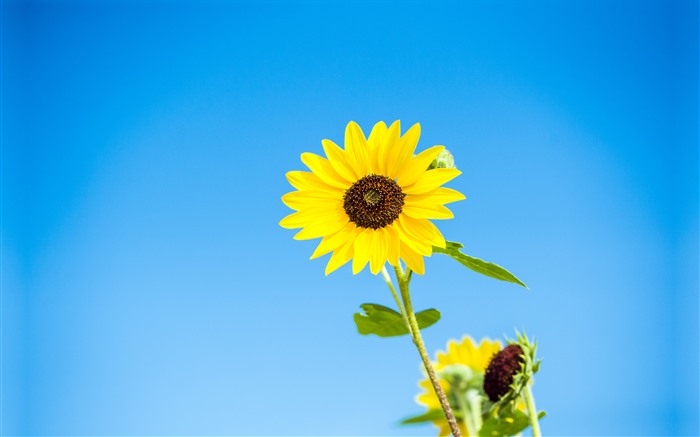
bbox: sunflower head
[280,121,465,275]
[483,331,541,413]
[483,344,524,402]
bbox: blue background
[2,0,698,435]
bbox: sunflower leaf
[400,409,448,425]
[433,241,527,288]
[478,409,531,436]
[354,303,441,337]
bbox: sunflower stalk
[381,266,413,336]
[523,382,541,437]
[394,265,462,437]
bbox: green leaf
[415,308,441,330]
[353,304,441,337]
[479,409,531,436]
[400,409,447,425]
[433,241,528,288]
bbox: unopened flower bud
[428,149,456,170]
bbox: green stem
[454,391,472,436]
[467,390,482,433]
[523,383,541,437]
[394,265,462,437]
[380,266,412,336]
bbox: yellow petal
[286,171,340,192]
[292,214,347,239]
[369,228,388,275]
[322,139,358,184]
[367,121,387,174]
[325,235,356,275]
[400,240,425,275]
[385,223,400,266]
[402,203,455,220]
[279,207,336,229]
[293,223,342,240]
[344,121,369,178]
[310,222,356,259]
[396,145,444,187]
[473,338,502,371]
[405,187,466,206]
[402,168,461,195]
[377,120,401,176]
[387,123,420,179]
[301,152,351,190]
[395,215,432,256]
[281,190,342,210]
[352,228,373,274]
[398,216,446,248]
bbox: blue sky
[2,0,698,435]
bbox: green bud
[428,148,456,170]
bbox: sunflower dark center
[483,344,524,402]
[343,174,405,229]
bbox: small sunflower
[280,121,465,275]
[416,336,502,437]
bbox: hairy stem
[394,266,462,437]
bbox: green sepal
[353,303,440,337]
[400,409,449,425]
[478,409,531,436]
[433,241,527,288]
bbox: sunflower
[416,336,502,437]
[280,121,465,275]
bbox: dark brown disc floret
[483,344,524,401]
[343,174,405,229]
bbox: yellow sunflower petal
[387,123,420,179]
[399,240,425,275]
[402,168,462,195]
[310,222,356,259]
[396,145,445,187]
[352,228,373,274]
[377,120,401,176]
[456,337,478,368]
[279,207,336,229]
[395,215,433,256]
[398,216,446,249]
[402,203,455,220]
[474,338,502,372]
[322,139,359,184]
[367,121,387,174]
[325,236,355,275]
[300,152,351,190]
[286,171,340,192]
[405,187,466,206]
[292,216,346,240]
[344,121,370,178]
[385,223,400,266]
[369,228,388,275]
[281,190,342,210]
